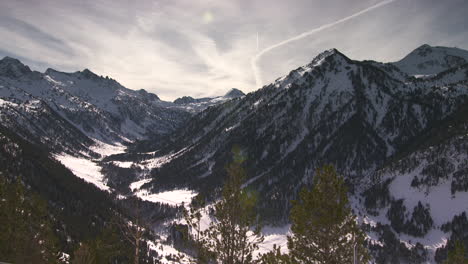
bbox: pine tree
[287,165,369,264]
[183,194,212,263]
[204,146,264,264]
[259,244,293,264]
[0,175,59,263]
[71,222,132,264]
[72,243,96,264]
[444,240,468,264]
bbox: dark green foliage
[0,176,59,263]
[451,168,468,194]
[406,202,433,237]
[0,125,162,263]
[443,241,468,264]
[0,125,116,244]
[258,245,293,264]
[436,213,468,263]
[363,178,392,215]
[387,199,408,233]
[287,165,369,264]
[369,223,428,263]
[203,146,264,264]
[387,199,433,237]
[71,222,133,264]
[417,158,454,187]
[182,194,213,263]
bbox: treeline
[0,176,58,263]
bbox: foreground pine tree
[183,194,212,263]
[287,165,369,264]
[0,176,59,264]
[444,241,468,264]
[204,146,264,264]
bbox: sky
[1,0,468,101]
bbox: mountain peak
[80,68,99,79]
[1,56,23,64]
[417,43,431,49]
[307,48,350,68]
[0,56,32,78]
[413,44,434,56]
[44,68,61,76]
[174,96,196,104]
[224,88,245,98]
[393,44,468,75]
[137,89,160,101]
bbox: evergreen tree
[204,146,264,264]
[183,194,212,263]
[444,241,468,264]
[72,243,96,264]
[287,165,369,264]
[259,244,293,264]
[71,222,132,264]
[0,175,59,264]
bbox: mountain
[173,88,245,113]
[393,44,468,76]
[224,88,245,98]
[0,56,246,193]
[0,57,195,150]
[106,46,468,263]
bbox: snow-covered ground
[55,153,110,191]
[89,140,127,156]
[257,225,290,256]
[135,188,197,207]
[54,141,126,191]
[147,239,194,264]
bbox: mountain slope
[0,57,193,147]
[393,44,468,76]
[173,88,245,113]
[140,48,466,213]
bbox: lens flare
[203,11,214,24]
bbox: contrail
[250,0,396,88]
[256,32,259,52]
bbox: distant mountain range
[0,57,244,153]
[1,44,467,263]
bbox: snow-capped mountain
[0,57,243,156]
[107,45,468,263]
[173,88,245,113]
[393,44,468,76]
[0,57,194,148]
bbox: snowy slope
[0,57,193,145]
[393,44,468,76]
[173,88,245,113]
[0,56,241,191]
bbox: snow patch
[54,154,109,191]
[135,189,197,207]
[130,178,152,191]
